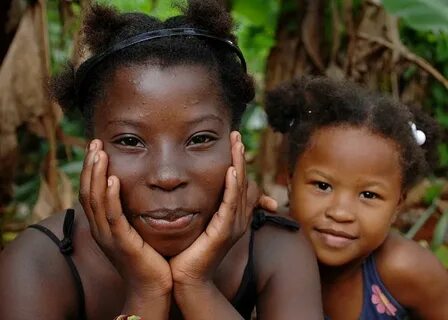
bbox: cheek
[290,182,318,224]
[106,151,143,183]
[191,144,232,200]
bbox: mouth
[314,227,358,249]
[137,209,197,232]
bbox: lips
[313,227,358,249]
[137,209,197,232]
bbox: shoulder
[253,212,315,268]
[0,210,87,318]
[376,233,448,318]
[251,211,323,319]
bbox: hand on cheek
[170,131,254,288]
[79,139,172,300]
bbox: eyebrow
[306,169,333,181]
[107,114,225,128]
[359,181,388,190]
[306,169,389,190]
[184,114,225,126]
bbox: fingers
[105,176,144,249]
[216,166,238,223]
[230,131,248,226]
[245,180,261,213]
[90,150,111,237]
[259,194,278,212]
[79,139,103,236]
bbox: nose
[145,149,188,192]
[324,193,356,223]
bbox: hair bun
[182,0,234,40]
[82,4,128,54]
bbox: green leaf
[96,0,152,13]
[405,201,438,239]
[433,245,448,268]
[438,143,448,167]
[383,0,448,33]
[432,210,448,248]
[233,0,279,29]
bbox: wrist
[125,278,173,298]
[173,278,215,301]
[121,293,171,320]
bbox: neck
[318,256,365,285]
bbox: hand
[169,131,256,287]
[79,139,172,301]
[247,180,278,213]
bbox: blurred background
[0,0,447,267]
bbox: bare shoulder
[253,212,316,274]
[251,211,323,319]
[0,211,80,318]
[376,233,448,318]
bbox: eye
[187,134,216,146]
[113,136,144,148]
[360,191,379,200]
[314,181,332,192]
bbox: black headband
[74,27,247,101]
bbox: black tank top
[29,209,299,320]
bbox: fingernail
[232,168,237,178]
[90,141,97,151]
[241,144,245,155]
[108,177,113,187]
[237,133,241,141]
[94,153,99,163]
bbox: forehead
[94,63,229,127]
[298,125,402,179]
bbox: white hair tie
[409,122,426,146]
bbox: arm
[0,228,78,319]
[379,235,448,319]
[255,226,324,320]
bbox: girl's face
[290,126,403,267]
[93,64,232,257]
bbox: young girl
[266,76,448,319]
[0,1,323,319]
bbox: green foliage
[399,28,448,172]
[96,0,152,13]
[433,245,448,268]
[383,0,448,33]
[47,0,78,74]
[432,209,448,249]
[231,0,279,159]
[232,0,279,77]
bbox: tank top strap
[360,254,408,319]
[28,209,87,320]
[251,209,300,231]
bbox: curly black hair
[265,76,440,192]
[50,0,255,134]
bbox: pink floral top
[325,254,409,320]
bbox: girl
[0,1,323,320]
[266,76,448,319]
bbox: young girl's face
[290,125,403,267]
[92,64,232,257]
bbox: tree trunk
[259,0,326,205]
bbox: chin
[132,217,206,258]
[152,239,193,258]
[316,250,358,267]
